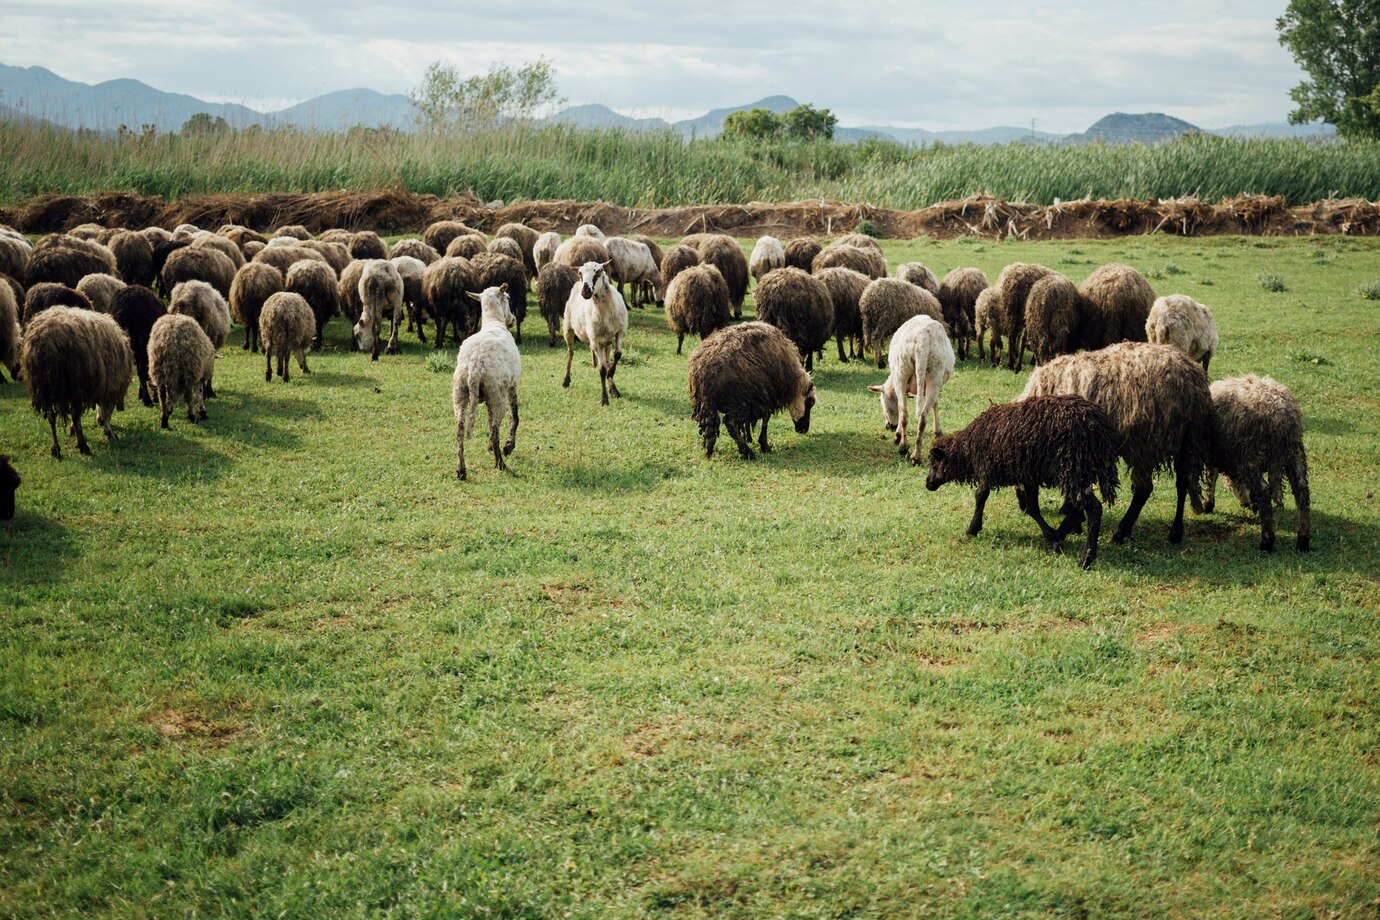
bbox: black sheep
[0,455,18,519]
[108,286,167,407]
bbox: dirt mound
[2,191,1377,239]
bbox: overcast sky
[0,1,1307,132]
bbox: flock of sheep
[0,218,1310,566]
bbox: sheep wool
[1146,294,1218,372]
[537,262,579,348]
[1079,263,1156,351]
[784,237,822,272]
[108,285,167,406]
[161,246,236,300]
[867,314,954,464]
[815,266,869,363]
[422,257,478,349]
[533,232,561,274]
[660,245,701,289]
[452,284,521,481]
[664,263,731,354]
[259,292,316,382]
[753,267,834,372]
[230,262,286,352]
[21,306,135,458]
[494,223,540,280]
[148,313,215,428]
[24,283,93,325]
[749,236,786,284]
[0,280,20,381]
[554,236,610,269]
[287,259,341,348]
[937,267,987,361]
[859,277,945,368]
[1023,273,1081,366]
[77,272,126,313]
[694,235,750,317]
[355,260,405,359]
[994,262,1054,371]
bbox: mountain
[1068,112,1201,144]
[545,103,671,132]
[672,95,800,137]
[271,89,416,132]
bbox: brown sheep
[349,230,388,261]
[147,314,215,427]
[21,306,135,458]
[660,245,701,289]
[537,262,579,347]
[219,225,267,253]
[1023,273,1081,366]
[108,286,166,406]
[555,236,610,269]
[26,237,117,289]
[974,287,1002,365]
[831,233,883,253]
[424,220,481,254]
[753,267,834,371]
[994,262,1055,371]
[1078,263,1156,350]
[445,234,489,260]
[488,236,525,263]
[495,223,540,280]
[0,454,18,520]
[230,262,285,352]
[108,231,155,286]
[317,229,352,245]
[141,226,173,246]
[936,267,987,362]
[272,224,314,241]
[813,244,887,281]
[469,252,528,344]
[77,273,126,313]
[895,262,940,295]
[694,235,749,317]
[302,240,350,276]
[260,292,316,382]
[162,246,236,300]
[815,266,869,363]
[286,260,341,348]
[190,233,246,270]
[24,283,93,325]
[422,257,478,348]
[0,237,30,282]
[390,238,441,265]
[337,259,367,327]
[252,244,329,278]
[664,263,731,354]
[170,280,231,397]
[784,237,821,272]
[859,277,945,368]
[0,280,20,382]
[1146,294,1218,372]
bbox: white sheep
[574,224,606,241]
[748,236,785,285]
[452,284,521,481]
[1146,294,1219,372]
[867,314,955,464]
[604,237,664,308]
[355,259,404,359]
[533,231,561,272]
[562,260,628,406]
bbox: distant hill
[271,89,416,132]
[546,103,671,132]
[1068,112,1201,144]
[671,95,801,138]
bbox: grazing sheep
[147,314,214,427]
[859,277,945,368]
[337,258,367,328]
[1146,294,1218,372]
[260,292,316,382]
[318,229,352,245]
[161,246,236,300]
[349,230,388,261]
[452,284,521,481]
[390,238,440,265]
[925,395,1120,570]
[629,235,666,306]
[664,263,731,354]
[0,455,17,520]
[574,224,606,241]
[533,232,561,273]
[77,273,126,313]
[832,233,883,253]
[273,224,314,241]
[108,286,166,406]
[108,231,155,286]
[24,283,93,324]
[286,260,341,348]
[390,255,428,340]
[150,239,191,293]
[170,280,231,397]
[141,226,173,246]
[355,260,404,359]
[445,234,489,260]
[784,237,822,272]
[753,267,834,371]
[537,262,579,348]
[555,236,610,269]
[424,220,481,254]
[267,235,303,249]
[230,262,285,352]
[974,287,1002,365]
[867,314,954,464]
[606,237,664,308]
[995,262,1054,371]
[422,257,478,349]
[1205,375,1310,552]
[688,321,816,460]
[937,267,987,361]
[0,281,20,382]
[495,223,540,280]
[26,237,117,289]
[1019,342,1218,545]
[895,262,940,295]
[1023,273,1081,366]
[68,223,106,242]
[1078,263,1156,351]
[0,237,30,283]
[190,233,246,270]
[219,225,267,253]
[749,236,786,284]
[812,244,887,281]
[816,266,869,363]
[21,306,134,458]
[172,224,204,240]
[661,244,701,289]
[562,260,628,406]
[469,252,528,344]
[694,235,749,318]
[251,244,328,278]
[243,240,265,259]
[303,240,350,276]
[487,236,525,264]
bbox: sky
[0,0,1308,132]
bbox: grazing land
[2,234,1378,917]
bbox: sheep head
[789,383,816,434]
[578,260,611,300]
[352,319,374,354]
[868,381,901,432]
[468,283,514,328]
[925,435,966,491]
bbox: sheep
[20,306,134,458]
[219,225,267,253]
[469,252,528,344]
[537,262,579,348]
[605,237,664,308]
[629,235,666,306]
[150,239,191,293]
[424,220,481,254]
[1,273,22,309]
[753,267,834,372]
[161,246,236,300]
[260,291,316,382]
[355,260,404,359]
[337,258,367,328]
[994,262,1055,371]
[422,257,477,349]
[0,455,17,520]
[286,260,341,348]
[77,273,126,313]
[749,236,786,284]
[694,235,749,318]
[1019,342,1218,546]
[495,223,540,280]
[169,280,231,397]
[445,234,489,260]
[108,231,155,286]
[661,244,701,289]
[867,314,954,464]
[1023,273,1081,367]
[487,236,525,263]
[26,237,117,289]
[974,287,1002,365]
[533,231,561,273]
[925,395,1120,570]
[1146,294,1218,372]
[832,233,883,253]
[349,230,388,261]
[273,224,314,241]
[390,238,440,266]
[784,237,822,271]
[251,244,329,278]
[141,226,173,246]
[895,262,940,295]
[452,284,521,481]
[303,240,350,276]
[230,262,285,352]
[688,321,816,460]
[664,263,731,354]
[562,260,628,406]
[24,283,93,324]
[390,255,428,340]
[69,223,107,242]
[172,224,204,241]
[190,233,246,270]
[812,244,887,280]
[574,224,606,241]
[266,236,304,248]
[555,236,610,269]
[147,314,215,427]
[815,266,869,363]
[859,277,945,368]
[318,229,352,244]
[0,280,19,382]
[936,268,987,362]
[108,285,166,406]
[0,237,31,282]
[1204,375,1310,552]
[1078,263,1156,351]
[243,240,265,259]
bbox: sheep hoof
[456,468,467,481]
[1048,540,1064,555]
[50,445,62,459]
[1296,535,1310,552]
[909,454,923,467]
[1168,527,1184,545]
[160,419,169,429]
[898,444,908,457]
[1259,536,1276,553]
[503,441,515,457]
[1202,499,1215,514]
[1110,531,1127,545]
[1079,552,1096,570]
[561,376,571,388]
[198,410,208,420]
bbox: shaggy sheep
[629,235,666,306]
[1023,273,1081,366]
[243,240,265,259]
[170,280,231,396]
[660,244,701,289]
[0,455,17,520]
[230,262,285,352]
[390,238,440,266]
[273,224,314,241]
[605,237,664,308]
[150,239,191,294]
[664,263,731,354]
[749,236,786,284]
[107,286,166,406]
[868,314,954,464]
[895,262,940,295]
[925,395,1121,570]
[303,240,350,276]
[147,314,214,427]
[1205,375,1310,552]
[219,225,267,253]
[936,267,986,361]
[469,252,528,344]
[562,260,628,406]
[974,287,1002,365]
[349,230,388,261]
[24,283,93,324]
[355,260,404,359]
[423,220,481,254]
[161,246,236,300]
[574,224,606,241]
[251,244,328,278]
[77,273,126,313]
[753,267,834,371]
[266,236,303,249]
[0,274,22,312]
[832,233,883,253]
[495,223,540,280]
[286,260,341,348]
[1078,263,1156,351]
[813,244,887,281]
[260,292,316,382]
[1146,294,1218,372]
[452,284,521,481]
[422,257,477,348]
[995,262,1055,371]
[68,223,107,242]
[694,235,749,318]
[859,277,945,368]
[0,281,19,382]
[26,236,117,289]
[688,321,816,460]
[784,237,822,272]
[0,237,30,283]
[555,235,610,269]
[141,226,173,246]
[445,234,489,260]
[108,230,155,287]
[1019,342,1218,545]
[390,255,428,339]
[318,229,352,245]
[533,231,561,273]
[21,306,134,458]
[190,233,246,270]
[487,236,525,264]
[815,266,869,363]
[337,258,367,327]
[172,224,204,240]
[537,262,579,348]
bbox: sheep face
[868,381,901,432]
[577,261,612,300]
[788,384,817,434]
[924,440,953,491]
[352,319,374,354]
[468,283,514,329]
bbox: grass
[3,122,1380,207]
[2,235,1379,917]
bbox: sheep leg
[967,487,991,537]
[159,386,172,429]
[489,403,505,471]
[297,348,310,375]
[72,412,91,456]
[435,317,447,350]
[1079,489,1103,570]
[197,386,208,420]
[1202,469,1218,514]
[455,404,467,481]
[514,319,523,346]
[1247,476,1276,552]
[562,336,576,389]
[1112,471,1154,544]
[607,342,623,400]
[184,389,197,424]
[836,333,848,363]
[1021,482,1062,550]
[676,333,685,355]
[282,348,291,383]
[386,310,401,354]
[699,411,720,459]
[1286,450,1311,551]
[204,373,217,400]
[138,374,153,407]
[1168,456,1197,544]
[598,363,610,407]
[243,326,253,350]
[503,385,519,458]
[46,412,62,459]
[874,339,884,369]
[758,415,771,454]
[264,345,273,382]
[370,323,380,361]
[728,417,755,460]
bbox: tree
[181,112,229,135]
[1277,0,1380,139]
[782,104,838,141]
[411,58,563,132]
[722,107,783,140]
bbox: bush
[1259,272,1287,293]
[1359,280,1380,300]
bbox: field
[2,234,1379,917]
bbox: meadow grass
[1,235,1378,917]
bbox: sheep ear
[466,291,482,302]
[867,385,883,393]
[498,282,508,294]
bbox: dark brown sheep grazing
[23,283,92,325]
[390,238,441,265]
[995,262,1054,371]
[422,257,478,348]
[108,231,155,286]
[230,262,285,352]
[1078,263,1156,351]
[752,267,834,371]
[664,263,731,354]
[0,455,18,520]
[537,262,579,347]
[286,260,340,349]
[303,240,350,275]
[660,245,701,289]
[162,246,236,301]
[469,252,528,344]
[445,234,489,260]
[815,266,869,363]
[317,228,352,244]
[926,395,1120,569]
[495,223,540,280]
[812,244,887,280]
[693,235,749,318]
[108,285,166,406]
[150,239,191,294]
[784,237,821,271]
[349,231,388,261]
[895,262,940,295]
[688,322,817,460]
[424,220,481,254]
[26,238,117,289]
[1023,273,1081,366]
[859,278,945,368]
[21,306,135,458]
[937,267,987,361]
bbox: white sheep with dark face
[561,260,628,406]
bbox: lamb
[230,262,285,352]
[355,260,404,359]
[994,262,1054,371]
[605,237,664,308]
[937,267,987,361]
[555,236,610,269]
[390,238,440,265]
[147,313,215,427]
[424,220,481,254]
[562,260,628,406]
[660,244,701,289]
[190,233,246,270]
[753,267,834,371]
[0,280,20,382]
[1019,342,1219,545]
[895,262,940,295]
[446,234,489,260]
[452,284,521,481]
[20,306,135,458]
[287,259,341,348]
[812,244,887,280]
[422,257,477,348]
[24,283,93,324]
[390,255,428,340]
[108,285,166,406]
[533,232,561,273]
[0,455,17,520]
[77,272,126,312]
[973,287,1002,365]
[1078,263,1156,351]
[688,322,817,460]
[867,314,954,464]
[537,262,579,347]
[749,236,786,284]
[815,266,868,363]
[859,277,945,368]
[161,245,236,300]
[260,292,316,382]
[1023,273,1081,366]
[469,252,528,343]
[108,230,155,287]
[574,224,606,241]
[1146,294,1218,372]
[694,235,749,317]
[495,223,540,280]
[925,395,1121,570]
[664,263,731,354]
[1204,375,1310,552]
[349,230,388,261]
[784,237,822,272]
[169,280,231,396]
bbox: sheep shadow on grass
[547,458,688,493]
[0,512,77,588]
